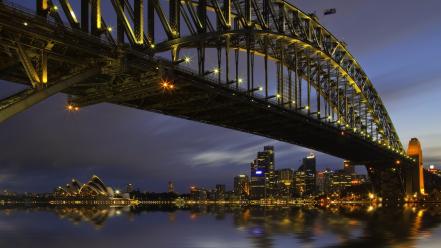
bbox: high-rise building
[343,160,355,175]
[190,186,207,201]
[168,181,174,193]
[126,183,134,193]
[215,184,226,200]
[429,165,441,176]
[276,168,294,198]
[316,169,334,194]
[293,171,307,197]
[299,152,317,172]
[330,170,353,193]
[250,146,276,199]
[297,152,317,195]
[234,174,250,197]
[351,174,369,185]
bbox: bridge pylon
[404,138,425,198]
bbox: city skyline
[1,149,371,201]
[0,147,358,194]
[1,0,441,195]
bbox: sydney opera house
[52,175,134,205]
[54,175,116,197]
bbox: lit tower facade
[275,168,294,197]
[343,160,355,175]
[250,146,275,199]
[234,174,250,197]
[297,152,317,195]
[407,138,425,195]
[215,184,226,200]
[168,181,174,193]
[126,183,134,193]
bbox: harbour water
[1,204,441,248]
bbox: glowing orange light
[161,80,175,91]
[66,104,80,112]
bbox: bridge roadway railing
[0,0,114,47]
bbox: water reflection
[1,204,441,247]
[233,205,438,247]
[0,205,131,228]
[55,206,130,228]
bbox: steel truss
[0,0,409,165]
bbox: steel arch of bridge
[147,0,403,154]
[0,0,409,161]
[117,0,402,153]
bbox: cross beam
[0,67,101,123]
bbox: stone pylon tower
[407,138,425,195]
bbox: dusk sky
[1,0,440,193]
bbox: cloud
[190,138,327,170]
[423,147,441,165]
[191,151,251,167]
[371,63,441,104]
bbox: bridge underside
[0,0,417,200]
[115,68,400,166]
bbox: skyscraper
[215,184,226,200]
[250,146,275,199]
[168,181,174,193]
[343,160,355,175]
[190,186,207,201]
[330,170,353,193]
[297,152,317,196]
[293,170,307,197]
[234,174,250,197]
[126,183,134,193]
[316,169,334,195]
[276,168,294,198]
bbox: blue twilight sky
[0,0,441,193]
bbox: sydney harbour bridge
[0,0,437,201]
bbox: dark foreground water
[1,204,441,248]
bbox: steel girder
[148,2,403,154]
[0,67,101,122]
[0,1,409,164]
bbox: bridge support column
[36,0,49,17]
[81,0,89,32]
[367,164,404,204]
[91,0,102,35]
[0,67,100,123]
[406,138,425,197]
